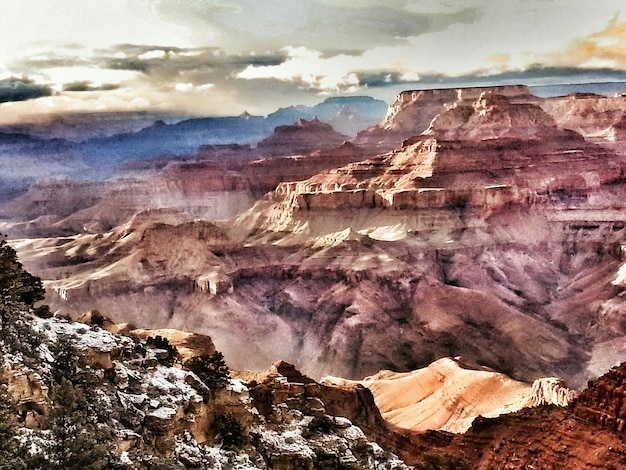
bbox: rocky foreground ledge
[3,310,410,469]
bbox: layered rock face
[354,85,537,153]
[540,92,626,140]
[394,361,626,469]
[2,312,410,469]
[573,362,626,434]
[0,118,373,237]
[254,117,350,157]
[271,92,616,216]
[0,161,255,237]
[12,85,626,392]
[326,357,575,434]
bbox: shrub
[146,335,179,366]
[214,412,246,449]
[186,351,230,391]
[302,415,336,438]
[0,235,44,309]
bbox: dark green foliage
[34,337,122,470]
[124,449,185,469]
[415,454,470,470]
[302,415,336,438]
[0,303,43,368]
[0,376,27,470]
[50,335,100,390]
[146,335,179,366]
[214,412,246,449]
[0,235,44,309]
[44,378,111,469]
[0,234,45,367]
[186,351,230,391]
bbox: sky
[1,0,626,122]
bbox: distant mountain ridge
[0,96,388,194]
[81,96,386,164]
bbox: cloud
[0,78,52,103]
[1,0,625,120]
[62,81,121,92]
[560,13,626,69]
[155,0,481,53]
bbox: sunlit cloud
[0,0,625,120]
[237,46,422,92]
[559,13,626,69]
[42,67,142,91]
[138,50,169,61]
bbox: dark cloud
[62,81,121,92]
[0,78,52,103]
[319,49,368,59]
[356,69,626,102]
[102,45,286,80]
[107,59,152,73]
[358,72,410,88]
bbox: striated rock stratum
[7,85,626,391]
[325,357,575,434]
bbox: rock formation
[254,117,350,156]
[9,85,626,391]
[573,362,626,434]
[391,361,626,469]
[1,305,410,468]
[325,357,575,434]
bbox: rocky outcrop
[5,366,49,418]
[391,363,626,468]
[271,93,621,217]
[241,361,387,434]
[540,92,626,139]
[1,167,255,237]
[527,377,577,407]
[426,91,566,141]
[573,362,626,434]
[241,142,370,194]
[326,357,575,434]
[4,311,410,468]
[255,118,350,157]
[354,85,535,153]
[383,85,533,133]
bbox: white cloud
[0,0,198,61]
[0,0,624,119]
[175,82,194,92]
[43,66,141,89]
[238,46,419,92]
[138,50,168,61]
[400,71,420,82]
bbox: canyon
[4,84,626,466]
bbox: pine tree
[0,235,44,309]
[0,234,44,368]
[45,378,111,469]
[186,351,231,391]
[39,337,123,469]
[0,376,27,470]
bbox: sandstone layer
[325,357,575,434]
